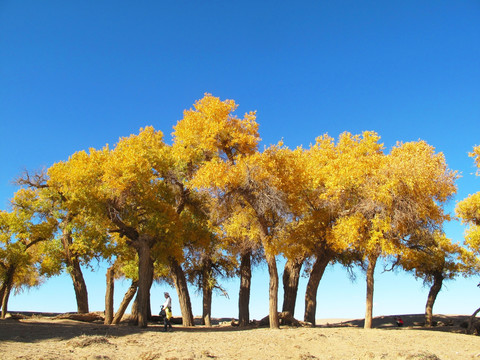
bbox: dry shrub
[200,350,217,358]
[406,352,441,360]
[37,353,72,360]
[67,335,113,348]
[299,354,319,360]
[139,351,163,360]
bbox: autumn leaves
[1,93,478,330]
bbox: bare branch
[14,169,49,189]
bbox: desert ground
[1,313,480,360]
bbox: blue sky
[1,1,479,320]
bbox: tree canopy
[1,94,476,330]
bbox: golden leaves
[172,93,260,165]
[456,144,480,258]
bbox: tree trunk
[364,255,378,329]
[468,306,480,334]
[1,286,11,319]
[169,256,194,326]
[69,260,89,313]
[266,253,279,329]
[104,265,115,325]
[304,252,331,326]
[425,271,444,327]
[0,282,6,312]
[1,265,15,319]
[202,285,212,327]
[202,258,213,327]
[147,297,152,321]
[61,227,89,313]
[238,250,252,327]
[282,257,304,318]
[112,280,138,325]
[130,296,139,323]
[135,237,154,328]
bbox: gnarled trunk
[61,227,89,313]
[169,257,194,326]
[238,250,252,327]
[68,259,89,313]
[135,237,154,328]
[266,253,279,329]
[282,257,304,318]
[364,255,378,329]
[1,286,11,319]
[104,265,115,325]
[112,280,138,325]
[147,297,152,320]
[468,306,480,334]
[202,258,213,327]
[425,271,444,327]
[130,296,139,322]
[1,265,15,319]
[0,285,5,312]
[202,285,213,327]
[304,252,331,325]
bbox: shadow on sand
[0,315,256,343]
[0,313,472,343]
[320,314,471,333]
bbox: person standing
[161,292,173,332]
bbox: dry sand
[1,314,480,359]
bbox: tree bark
[202,258,213,327]
[425,271,444,327]
[1,265,15,319]
[0,281,6,312]
[1,286,11,319]
[467,306,480,334]
[282,257,304,318]
[104,265,115,325]
[68,259,89,313]
[112,280,138,325]
[135,237,154,328]
[169,256,194,326]
[364,255,378,329]
[202,287,212,327]
[304,252,332,326]
[61,227,89,313]
[147,296,152,321]
[238,250,252,327]
[130,296,139,323]
[266,253,279,329]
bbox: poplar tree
[173,93,264,326]
[49,127,181,327]
[0,189,60,317]
[456,145,480,331]
[337,140,457,328]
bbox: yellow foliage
[471,145,480,173]
[48,126,183,257]
[456,145,480,257]
[172,93,260,166]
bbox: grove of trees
[1,94,478,329]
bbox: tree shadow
[1,313,473,343]
[0,317,259,343]
[319,314,472,334]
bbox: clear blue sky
[1,1,479,320]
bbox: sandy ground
[1,314,480,359]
